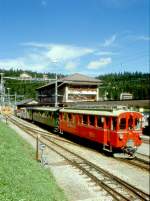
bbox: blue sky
[0,0,149,76]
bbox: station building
[36,73,102,105]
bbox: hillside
[97,72,150,100]
[0,69,149,101]
[0,69,64,101]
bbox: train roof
[26,107,59,112]
[59,108,141,117]
[26,106,142,117]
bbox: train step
[113,153,135,159]
[103,144,112,152]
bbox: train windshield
[128,115,133,129]
[119,118,126,130]
[119,114,142,130]
[135,118,142,130]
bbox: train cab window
[128,116,133,129]
[89,115,95,126]
[112,117,117,131]
[119,118,126,130]
[135,118,141,130]
[83,115,88,125]
[97,116,104,128]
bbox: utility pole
[0,73,5,106]
[7,88,10,105]
[15,92,17,106]
[55,74,58,107]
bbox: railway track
[141,137,149,144]
[29,126,150,171]
[7,115,150,171]
[117,157,149,171]
[7,115,150,201]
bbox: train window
[60,113,63,120]
[72,114,76,124]
[78,115,82,124]
[50,112,54,119]
[68,113,72,122]
[119,118,126,130]
[63,113,67,120]
[97,116,104,128]
[89,115,95,126]
[45,112,49,117]
[83,115,88,124]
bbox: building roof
[20,73,32,78]
[37,73,101,90]
[59,73,100,82]
[16,99,38,106]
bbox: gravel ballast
[5,117,150,201]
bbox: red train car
[59,107,143,157]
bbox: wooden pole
[36,135,40,161]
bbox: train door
[103,116,112,152]
[106,116,111,143]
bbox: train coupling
[113,146,137,159]
[123,146,137,158]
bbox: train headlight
[139,132,142,140]
[119,133,124,140]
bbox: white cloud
[0,57,48,72]
[0,58,25,70]
[124,34,150,42]
[0,42,94,73]
[95,51,118,56]
[22,42,94,62]
[135,35,150,41]
[46,45,93,62]
[87,57,112,69]
[102,34,117,47]
[65,61,78,71]
[21,42,49,48]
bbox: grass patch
[0,121,68,201]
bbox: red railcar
[59,108,143,156]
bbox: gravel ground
[3,116,150,201]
